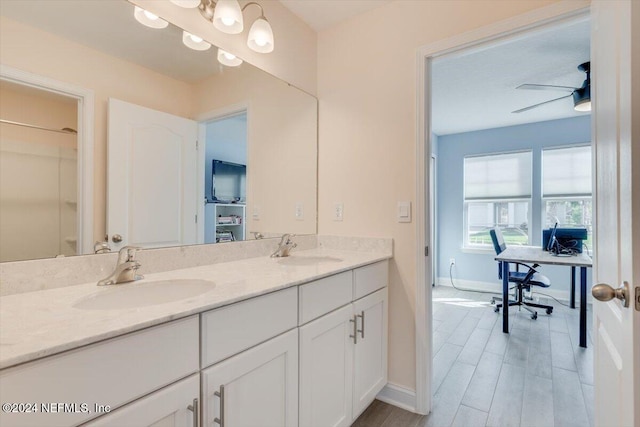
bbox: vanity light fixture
[134,6,169,29]
[217,48,243,66]
[182,31,212,50]
[172,0,275,53]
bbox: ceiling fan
[512,61,591,114]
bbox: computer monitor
[546,222,558,252]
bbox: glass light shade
[170,0,201,8]
[182,31,212,51]
[217,48,243,67]
[213,0,243,34]
[134,6,168,29]
[574,100,591,112]
[247,18,274,53]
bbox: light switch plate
[252,206,261,220]
[333,203,344,221]
[295,202,304,220]
[398,201,411,223]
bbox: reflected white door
[591,1,639,426]
[107,99,198,250]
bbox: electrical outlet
[295,202,304,220]
[450,258,455,266]
[333,203,344,221]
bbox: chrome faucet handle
[118,245,142,262]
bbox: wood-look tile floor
[352,286,594,427]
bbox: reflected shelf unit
[205,203,246,243]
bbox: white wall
[316,0,572,392]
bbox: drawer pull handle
[357,310,365,339]
[214,385,225,426]
[187,397,199,427]
[349,315,358,344]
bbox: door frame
[0,64,94,255]
[413,1,590,414]
[195,102,250,244]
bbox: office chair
[489,227,553,320]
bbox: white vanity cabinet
[299,261,388,427]
[0,258,389,427]
[202,330,299,427]
[0,316,200,427]
[83,374,200,427]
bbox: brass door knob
[592,282,630,308]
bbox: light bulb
[221,16,236,27]
[182,31,211,51]
[217,48,243,67]
[213,0,243,34]
[143,10,159,20]
[134,6,168,29]
[247,18,274,53]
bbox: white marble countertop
[0,248,391,370]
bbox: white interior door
[107,98,198,250]
[591,1,639,426]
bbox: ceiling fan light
[573,86,591,112]
[574,99,591,112]
[213,0,243,34]
[182,31,212,51]
[134,6,168,29]
[170,0,202,8]
[217,48,243,67]
[247,18,274,53]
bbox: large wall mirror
[0,0,318,262]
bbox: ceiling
[279,0,392,31]
[432,19,591,135]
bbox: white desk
[495,245,592,348]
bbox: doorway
[414,3,593,417]
[0,67,94,258]
[201,111,248,244]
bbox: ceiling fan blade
[516,83,577,92]
[511,94,573,114]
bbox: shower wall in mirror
[0,0,318,262]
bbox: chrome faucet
[97,246,143,286]
[270,234,297,258]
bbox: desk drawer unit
[201,287,298,368]
[0,316,199,427]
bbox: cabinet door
[84,374,199,427]
[202,329,298,427]
[352,288,388,420]
[299,305,354,427]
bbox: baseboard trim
[376,383,417,413]
[435,277,592,303]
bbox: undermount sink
[277,256,343,266]
[74,279,216,310]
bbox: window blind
[464,151,532,200]
[542,146,592,197]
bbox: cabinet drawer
[299,271,352,325]
[201,287,297,368]
[0,316,199,427]
[353,261,388,300]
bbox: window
[542,145,593,249]
[464,151,532,247]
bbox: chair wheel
[491,299,496,305]
[531,313,538,320]
[546,308,553,315]
[494,307,499,313]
